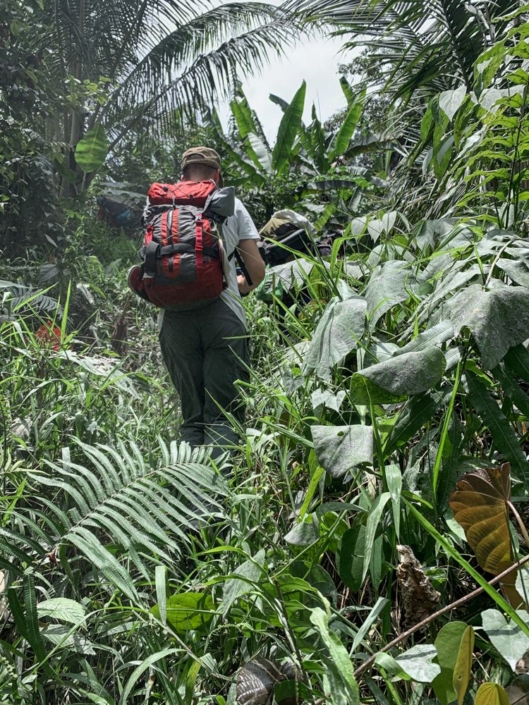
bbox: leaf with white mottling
[312,425,373,477]
[439,86,467,121]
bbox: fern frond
[0,281,62,320]
[5,439,231,596]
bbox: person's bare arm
[236,239,266,294]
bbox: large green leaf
[303,292,366,380]
[496,258,529,288]
[247,133,273,174]
[75,125,108,173]
[272,80,306,174]
[312,425,373,477]
[439,85,467,122]
[350,348,446,405]
[432,622,474,705]
[284,514,320,545]
[365,261,417,327]
[395,644,441,683]
[330,89,365,160]
[230,97,256,139]
[445,283,529,369]
[397,321,454,356]
[151,592,214,633]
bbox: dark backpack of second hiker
[258,216,315,266]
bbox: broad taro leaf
[150,592,214,634]
[481,608,529,672]
[350,348,446,405]
[365,260,417,327]
[496,259,529,289]
[449,465,523,606]
[303,295,366,380]
[394,644,440,683]
[237,657,300,705]
[311,389,346,413]
[75,125,108,173]
[439,85,467,122]
[312,425,373,478]
[397,321,454,356]
[445,283,529,369]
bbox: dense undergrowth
[5,4,529,705]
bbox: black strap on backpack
[229,248,253,287]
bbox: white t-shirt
[219,197,260,324]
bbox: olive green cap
[181,146,222,172]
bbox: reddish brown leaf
[449,465,513,575]
[449,464,523,607]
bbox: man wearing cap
[158,146,265,459]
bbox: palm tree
[281,0,522,101]
[29,0,298,194]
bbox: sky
[227,35,351,140]
[212,1,352,141]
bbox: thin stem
[508,500,529,547]
[353,554,529,680]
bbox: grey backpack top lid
[205,186,235,221]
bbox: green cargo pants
[159,297,249,458]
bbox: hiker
[255,210,321,325]
[130,147,265,458]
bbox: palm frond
[100,4,299,137]
[282,0,521,99]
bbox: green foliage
[6,3,529,704]
[208,81,390,224]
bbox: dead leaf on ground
[396,544,441,628]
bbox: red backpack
[128,180,233,309]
